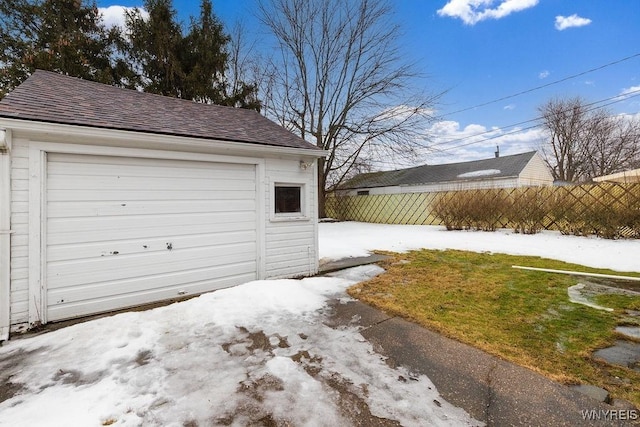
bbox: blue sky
[97,0,640,165]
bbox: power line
[438,52,640,119]
[430,88,640,151]
[351,88,640,170]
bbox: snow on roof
[341,151,538,189]
[457,169,501,179]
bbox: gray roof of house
[0,70,319,151]
[341,151,538,189]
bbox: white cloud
[422,120,544,163]
[437,0,539,25]
[554,14,592,31]
[620,85,640,98]
[503,104,516,110]
[538,70,550,79]
[99,5,148,29]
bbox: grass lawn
[348,249,640,406]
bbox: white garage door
[45,153,257,322]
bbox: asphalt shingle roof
[341,151,538,189]
[0,70,319,151]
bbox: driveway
[0,265,479,426]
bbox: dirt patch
[213,374,288,426]
[584,277,640,294]
[324,373,401,427]
[135,349,153,366]
[0,347,46,403]
[221,327,282,356]
[52,368,107,386]
[0,380,25,404]
[290,350,323,376]
[239,374,285,403]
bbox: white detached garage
[0,71,325,340]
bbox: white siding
[9,138,29,330]
[345,178,520,196]
[404,178,521,193]
[264,158,318,278]
[6,126,321,334]
[518,153,554,186]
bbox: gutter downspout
[0,129,12,341]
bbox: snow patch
[457,169,501,178]
[0,267,479,426]
[567,284,614,311]
[319,222,640,273]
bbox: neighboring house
[0,70,325,340]
[593,169,640,184]
[339,151,553,196]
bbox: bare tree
[256,0,440,216]
[224,20,262,110]
[538,97,640,183]
[583,113,640,178]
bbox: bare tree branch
[256,0,441,216]
[538,97,640,183]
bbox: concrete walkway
[319,254,640,427]
[319,254,390,274]
[325,300,639,426]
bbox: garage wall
[264,158,318,279]
[8,135,320,333]
[518,154,554,187]
[9,138,29,330]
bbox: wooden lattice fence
[326,182,640,239]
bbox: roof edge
[0,115,323,152]
[0,117,328,158]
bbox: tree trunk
[317,157,326,218]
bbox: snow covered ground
[1,222,638,426]
[320,222,640,273]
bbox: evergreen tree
[181,0,229,103]
[182,0,261,110]
[0,0,260,110]
[125,0,260,109]
[125,0,184,97]
[0,0,129,99]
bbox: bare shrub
[466,189,508,231]
[582,185,640,239]
[546,187,592,236]
[433,189,507,231]
[507,187,552,234]
[433,192,471,230]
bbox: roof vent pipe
[495,145,500,158]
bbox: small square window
[275,185,301,214]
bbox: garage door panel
[48,219,257,246]
[47,271,257,321]
[47,211,256,234]
[48,261,257,304]
[47,189,256,202]
[47,199,256,218]
[47,175,256,192]
[47,230,257,262]
[47,154,255,175]
[47,243,257,288]
[46,153,258,322]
